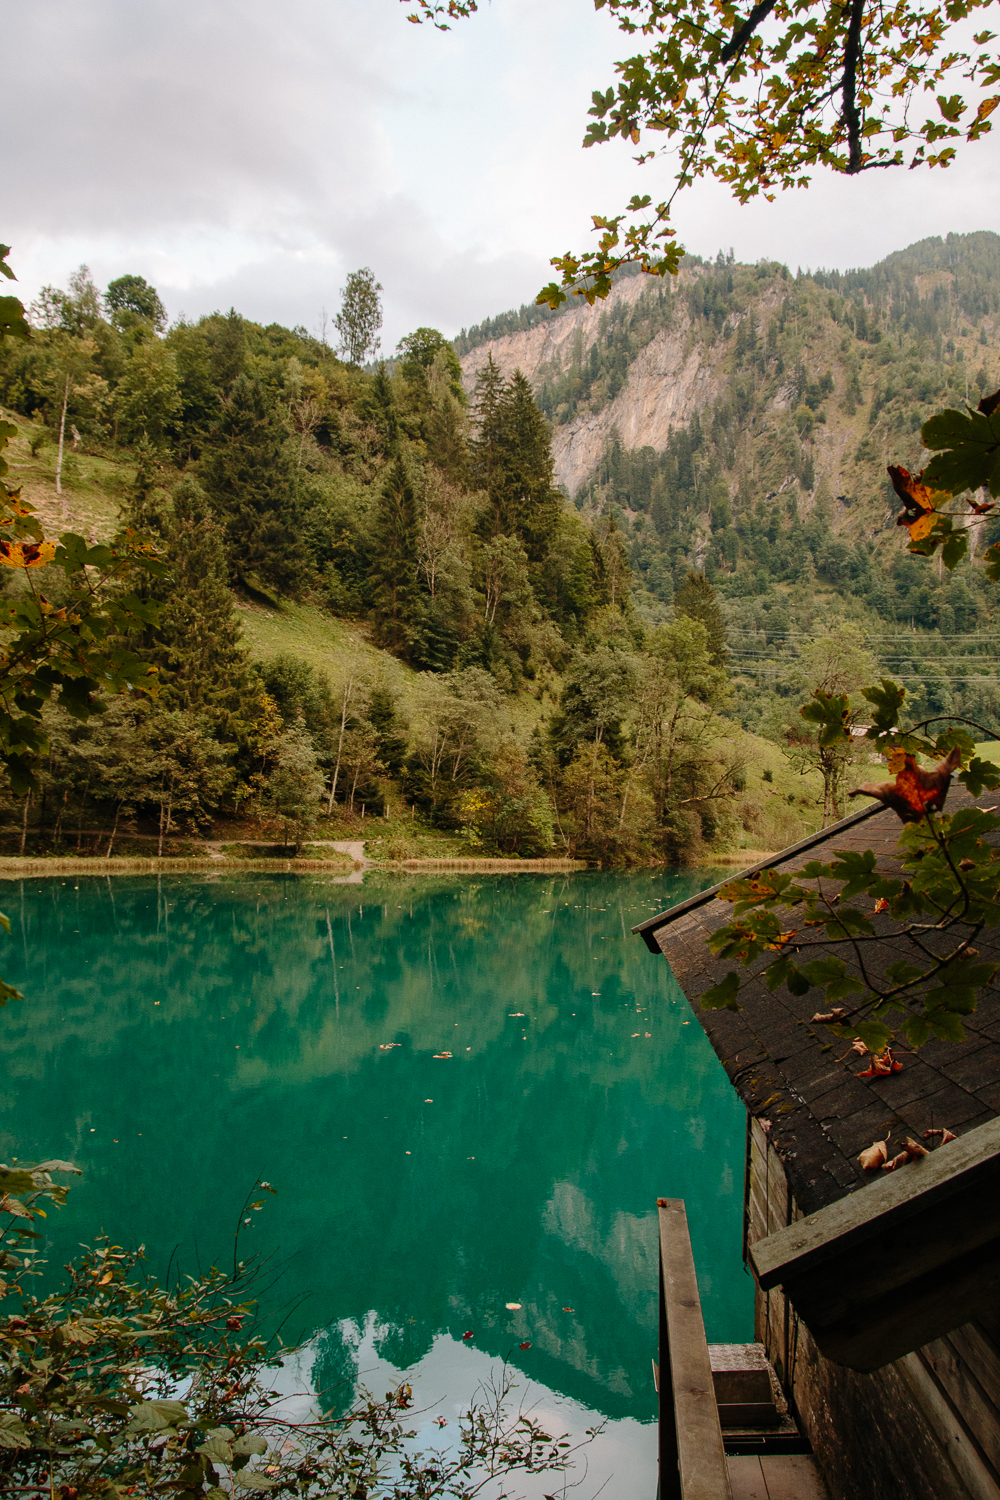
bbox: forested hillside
[0,234,996,867]
[463,232,1000,745]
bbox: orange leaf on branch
[887,465,944,541]
[849,746,961,823]
[0,539,56,569]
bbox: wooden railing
[657,1197,733,1500]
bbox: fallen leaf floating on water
[925,1127,958,1144]
[462,1331,474,1340]
[849,747,962,823]
[811,1006,846,1023]
[858,1139,889,1171]
[505,1302,522,1310]
[508,1013,525,1017]
[378,1043,400,1050]
[520,1342,532,1350]
[562,1306,574,1312]
[432,1052,453,1059]
[882,1138,929,1172]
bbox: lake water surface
[1,868,752,1498]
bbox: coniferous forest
[1,231,999,866]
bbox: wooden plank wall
[746,1117,1000,1500]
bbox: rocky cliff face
[461,267,775,495]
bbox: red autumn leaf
[433,1416,448,1427]
[462,1331,474,1340]
[857,1046,903,1078]
[850,747,961,823]
[226,1316,243,1331]
[519,1341,532,1350]
[887,465,940,541]
[562,1306,574,1312]
[858,1139,889,1171]
[873,897,889,914]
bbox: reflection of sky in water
[1,868,751,1497]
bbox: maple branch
[841,0,866,171]
[719,0,779,63]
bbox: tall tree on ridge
[335,268,383,367]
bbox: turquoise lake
[0,868,752,1497]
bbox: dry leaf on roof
[858,1139,889,1171]
[811,1006,846,1023]
[924,1127,958,1145]
[858,1047,903,1078]
[882,1138,929,1172]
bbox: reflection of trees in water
[2,870,749,1423]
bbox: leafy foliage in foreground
[0,1216,582,1500]
[701,673,1000,1052]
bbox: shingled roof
[633,791,1000,1218]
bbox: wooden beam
[658,1198,733,1500]
[749,1118,1000,1371]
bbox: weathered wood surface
[727,1454,830,1500]
[658,1198,733,1500]
[749,1117,1000,1370]
[748,1127,1000,1500]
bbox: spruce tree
[199,373,305,595]
[674,572,728,667]
[368,685,409,774]
[469,354,505,509]
[471,362,560,561]
[369,457,420,656]
[496,370,561,559]
[155,478,259,735]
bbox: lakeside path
[0,843,587,878]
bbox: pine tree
[368,685,409,774]
[469,354,505,508]
[155,477,259,733]
[199,373,305,595]
[369,457,420,656]
[674,572,728,667]
[494,370,561,560]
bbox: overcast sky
[8,0,1000,351]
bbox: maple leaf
[857,1046,903,1077]
[887,465,942,541]
[858,1139,889,1171]
[849,747,961,822]
[0,539,57,569]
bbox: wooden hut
[635,794,1000,1500]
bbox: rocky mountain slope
[458,234,1000,539]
